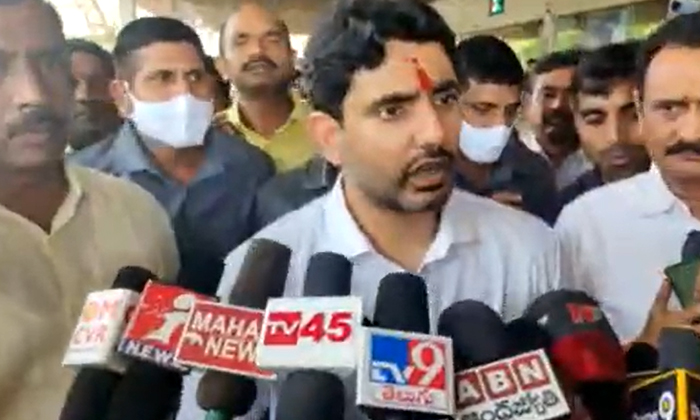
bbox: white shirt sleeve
[555,203,587,291]
[528,227,561,301]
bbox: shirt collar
[226,93,307,133]
[321,179,479,265]
[636,165,690,217]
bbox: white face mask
[129,93,214,148]
[458,121,512,164]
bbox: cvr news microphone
[525,289,628,420]
[196,239,291,419]
[59,266,154,420]
[629,327,700,420]
[356,272,455,419]
[438,301,570,420]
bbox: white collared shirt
[556,166,700,341]
[177,181,560,420]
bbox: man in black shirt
[453,35,560,224]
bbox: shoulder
[68,136,115,169]
[209,129,275,175]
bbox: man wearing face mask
[65,38,121,152]
[72,17,274,296]
[522,49,593,190]
[454,35,560,225]
[562,41,650,206]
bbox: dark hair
[524,48,582,93]
[637,11,700,92]
[572,41,639,97]
[66,38,115,78]
[113,16,205,77]
[454,35,523,88]
[302,0,456,120]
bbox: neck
[151,146,205,185]
[664,172,700,218]
[343,181,438,272]
[237,91,294,138]
[0,163,67,205]
[456,156,492,190]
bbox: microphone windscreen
[374,272,429,334]
[682,230,700,262]
[112,266,156,291]
[658,327,700,372]
[437,300,511,370]
[196,371,257,415]
[303,252,352,296]
[228,238,291,308]
[275,371,345,420]
[524,290,625,384]
[506,317,552,354]
[625,342,658,374]
[59,370,122,420]
[105,360,183,420]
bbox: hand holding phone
[664,258,700,308]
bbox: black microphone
[59,266,154,420]
[275,252,353,420]
[625,342,658,374]
[275,370,346,420]
[681,230,700,262]
[196,239,291,418]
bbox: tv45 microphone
[629,327,700,420]
[356,272,455,418]
[439,300,570,420]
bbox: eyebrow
[365,79,460,113]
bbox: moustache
[666,141,700,156]
[399,146,454,185]
[543,111,574,127]
[7,107,64,138]
[242,56,277,71]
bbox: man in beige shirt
[0,1,179,418]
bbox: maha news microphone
[629,327,700,420]
[270,251,354,420]
[524,289,629,420]
[356,272,455,419]
[438,300,570,420]
[196,239,291,419]
[59,266,154,420]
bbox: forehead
[463,82,520,104]
[135,41,203,70]
[0,1,63,51]
[71,51,106,73]
[533,67,574,90]
[225,7,281,37]
[577,81,635,110]
[644,46,700,101]
[346,40,456,105]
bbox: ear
[306,111,343,167]
[110,80,131,118]
[215,56,228,81]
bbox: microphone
[356,272,455,418]
[59,266,154,420]
[681,230,700,262]
[196,239,291,418]
[271,252,355,420]
[275,370,346,420]
[439,301,570,420]
[524,290,628,420]
[629,327,700,420]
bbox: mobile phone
[664,258,700,308]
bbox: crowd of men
[1,0,700,418]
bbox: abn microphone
[629,327,700,420]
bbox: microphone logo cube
[356,327,455,416]
[174,300,276,380]
[455,349,570,419]
[118,281,213,371]
[256,296,362,372]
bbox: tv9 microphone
[439,301,570,420]
[524,290,628,420]
[272,252,354,420]
[356,272,455,418]
[630,327,700,420]
[59,266,154,420]
[196,239,291,419]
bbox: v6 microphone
[196,239,291,419]
[525,289,628,420]
[439,301,570,420]
[59,266,153,420]
[357,272,455,419]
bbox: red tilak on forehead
[407,57,433,92]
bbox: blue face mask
[458,121,512,164]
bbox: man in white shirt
[557,12,700,343]
[178,0,559,418]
